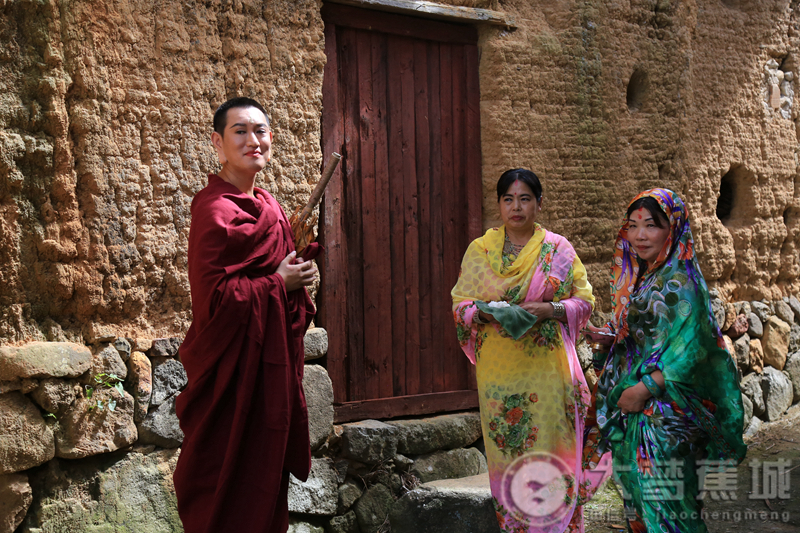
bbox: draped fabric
[452,224,609,533]
[174,175,316,533]
[594,188,746,532]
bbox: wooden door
[319,4,482,422]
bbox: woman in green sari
[585,188,746,532]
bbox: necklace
[503,233,525,257]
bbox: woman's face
[499,180,541,234]
[627,207,670,264]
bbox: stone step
[389,473,501,533]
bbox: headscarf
[599,188,746,462]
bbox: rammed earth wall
[3,0,800,343]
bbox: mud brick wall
[2,0,800,342]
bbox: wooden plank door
[319,4,482,422]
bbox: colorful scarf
[598,187,746,463]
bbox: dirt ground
[584,405,800,533]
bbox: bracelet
[641,374,664,398]
[550,301,565,319]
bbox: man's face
[212,106,273,176]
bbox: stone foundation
[6,302,799,533]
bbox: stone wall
[0,331,494,533]
[3,0,800,341]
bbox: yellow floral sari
[452,224,607,533]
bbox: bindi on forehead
[633,208,648,221]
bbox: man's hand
[276,251,317,292]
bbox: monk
[174,97,319,533]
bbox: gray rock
[733,333,750,371]
[137,393,183,448]
[338,481,364,514]
[29,378,78,414]
[789,324,800,353]
[389,475,499,533]
[303,364,333,451]
[354,483,395,533]
[113,338,132,362]
[0,392,55,475]
[788,296,800,324]
[775,301,795,325]
[342,420,399,465]
[743,416,762,439]
[148,337,181,358]
[387,412,482,456]
[21,448,181,532]
[0,472,32,533]
[288,517,325,533]
[742,394,753,430]
[334,459,350,484]
[328,511,361,533]
[289,458,338,515]
[304,328,328,361]
[150,357,187,406]
[0,342,91,381]
[784,351,800,403]
[709,293,726,327]
[410,448,488,484]
[751,301,772,322]
[84,344,128,383]
[734,301,751,316]
[761,367,793,421]
[394,454,414,472]
[126,351,152,423]
[747,313,763,338]
[54,388,137,459]
[741,373,765,417]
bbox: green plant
[85,373,124,412]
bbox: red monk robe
[174,174,317,533]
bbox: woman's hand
[518,301,555,321]
[617,382,651,415]
[583,324,615,347]
[276,251,317,292]
[476,309,497,324]
[542,283,555,302]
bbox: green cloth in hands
[474,300,538,340]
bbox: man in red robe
[174,97,319,533]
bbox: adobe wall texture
[478,0,800,310]
[1,0,799,343]
[0,0,326,344]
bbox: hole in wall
[716,176,735,222]
[626,69,649,112]
[716,164,755,227]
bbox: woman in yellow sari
[452,169,607,533]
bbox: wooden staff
[290,152,342,256]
